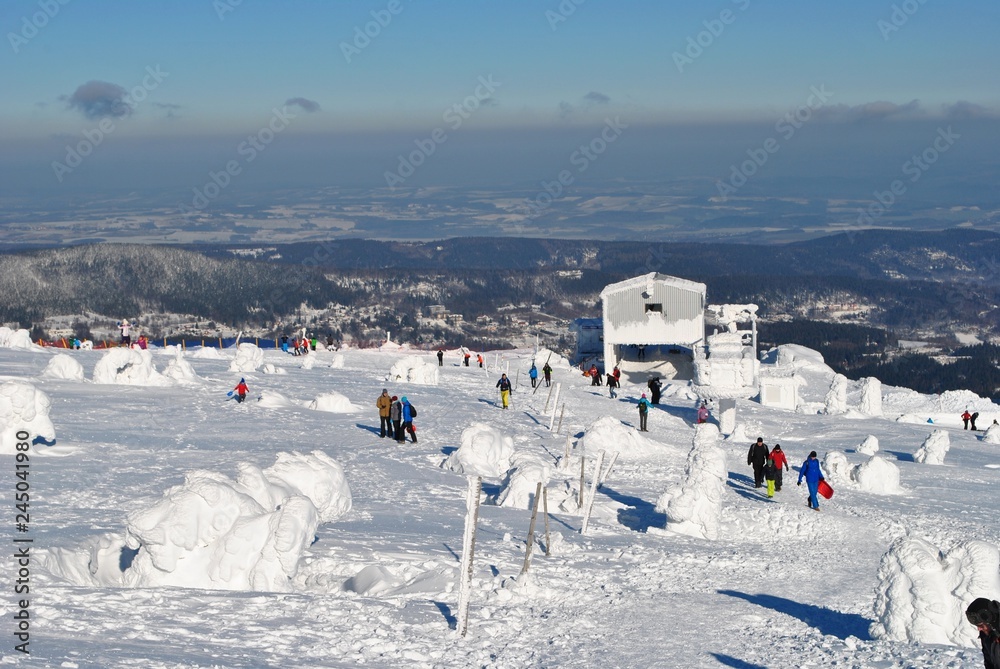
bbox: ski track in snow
[0,347,994,667]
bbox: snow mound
[388,356,439,385]
[329,355,345,369]
[40,354,85,381]
[261,364,287,375]
[935,389,997,413]
[257,391,298,409]
[534,348,572,369]
[765,344,833,374]
[190,347,230,360]
[116,451,351,591]
[851,455,903,494]
[983,423,1000,444]
[162,353,200,384]
[93,348,171,386]
[229,343,264,373]
[0,327,40,351]
[870,536,1000,646]
[444,423,515,478]
[859,377,883,416]
[307,392,357,413]
[823,451,851,484]
[657,424,727,540]
[857,435,880,455]
[580,415,665,458]
[0,381,57,454]
[300,354,316,370]
[915,429,950,465]
[492,453,552,510]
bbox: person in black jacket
[966,598,1000,669]
[747,437,770,489]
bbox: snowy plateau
[2,340,1000,668]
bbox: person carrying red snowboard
[797,450,826,511]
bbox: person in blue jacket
[529,364,538,388]
[797,450,825,511]
[400,396,417,443]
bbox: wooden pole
[579,456,585,508]
[218,337,223,348]
[542,487,551,557]
[556,404,565,434]
[544,381,555,412]
[520,481,543,576]
[599,451,620,489]
[456,476,482,638]
[581,450,606,535]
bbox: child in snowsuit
[764,456,777,498]
[797,450,825,511]
[638,393,650,431]
[391,397,403,443]
[769,444,789,491]
[233,378,249,403]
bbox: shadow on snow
[598,484,666,533]
[710,654,767,669]
[717,589,872,640]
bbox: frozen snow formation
[857,435,880,455]
[191,346,229,360]
[307,392,357,413]
[983,423,1000,444]
[492,453,552,510]
[579,415,663,458]
[0,327,40,351]
[388,355,439,385]
[261,364,287,375]
[329,354,345,369]
[444,423,515,478]
[768,344,832,373]
[824,374,848,415]
[40,354,85,381]
[822,451,851,484]
[229,343,264,373]
[0,381,56,454]
[914,429,950,465]
[257,391,298,409]
[93,348,171,386]
[859,377,883,416]
[300,354,316,370]
[118,451,351,591]
[870,536,1000,647]
[657,423,727,540]
[162,352,200,384]
[851,455,902,494]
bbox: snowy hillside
[3,342,1000,667]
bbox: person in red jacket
[233,378,249,403]
[770,444,790,491]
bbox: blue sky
[1,0,998,197]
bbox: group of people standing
[747,438,825,509]
[962,409,981,430]
[376,389,417,443]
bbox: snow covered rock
[914,429,950,465]
[857,435,880,455]
[870,536,1000,647]
[859,377,883,416]
[492,453,552,510]
[40,354,85,381]
[444,423,515,478]
[851,455,902,494]
[824,374,848,415]
[0,327,40,351]
[93,348,171,386]
[0,381,56,454]
[579,415,664,458]
[229,343,263,373]
[657,423,727,540]
[307,392,357,413]
[388,355,439,385]
[120,451,350,591]
[822,451,851,484]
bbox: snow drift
[0,381,56,454]
[444,423,515,477]
[579,415,665,459]
[40,354,85,381]
[93,348,171,387]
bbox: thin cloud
[62,81,131,120]
[812,99,923,123]
[285,97,321,113]
[943,101,1000,120]
[583,91,610,105]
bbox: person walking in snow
[233,378,249,404]
[281,335,289,353]
[769,444,789,492]
[972,412,980,431]
[607,371,618,398]
[376,388,393,439]
[764,456,778,498]
[390,396,403,443]
[637,393,650,431]
[542,362,552,387]
[966,598,1000,669]
[797,450,826,511]
[589,364,601,386]
[477,354,484,368]
[496,373,513,409]
[647,377,662,404]
[400,396,417,443]
[612,366,621,386]
[529,364,538,388]
[437,349,444,366]
[963,410,972,430]
[463,351,471,367]
[747,437,770,489]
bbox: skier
[233,378,249,404]
[376,388,393,439]
[966,598,1000,669]
[697,401,709,424]
[797,451,826,511]
[496,373,513,409]
[437,349,444,366]
[637,393,650,431]
[542,362,552,387]
[400,396,417,443]
[747,437,770,489]
[963,410,972,430]
[119,319,132,347]
[770,444,789,491]
[390,396,403,443]
[529,364,538,388]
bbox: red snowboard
[817,479,834,500]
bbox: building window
[645,304,662,313]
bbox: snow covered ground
[3,342,1000,667]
